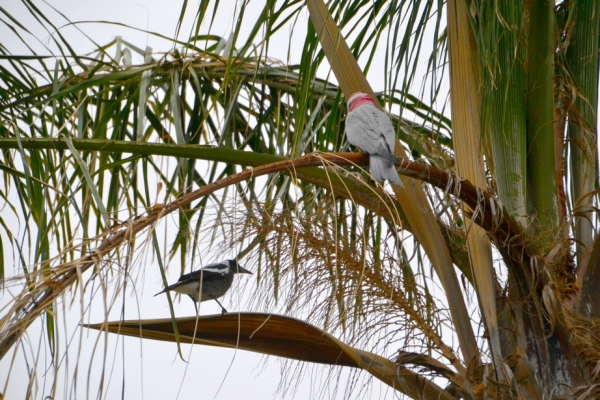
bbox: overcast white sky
[0,1,397,399]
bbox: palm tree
[1,0,598,398]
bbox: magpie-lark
[155,259,252,314]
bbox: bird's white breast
[171,281,200,296]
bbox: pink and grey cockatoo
[345,92,403,186]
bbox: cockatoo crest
[348,92,375,112]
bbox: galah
[345,92,403,186]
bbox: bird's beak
[236,265,253,274]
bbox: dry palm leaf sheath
[84,313,455,400]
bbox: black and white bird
[154,259,252,314]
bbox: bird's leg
[188,296,199,315]
[213,298,228,315]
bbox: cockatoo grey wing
[371,106,398,157]
[346,108,388,155]
[373,136,399,163]
[346,106,398,163]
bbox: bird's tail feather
[369,155,403,186]
[154,282,179,296]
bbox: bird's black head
[227,259,252,274]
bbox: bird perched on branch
[345,92,403,186]
[155,259,252,314]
